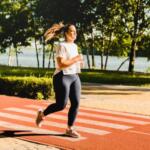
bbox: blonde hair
[44,22,75,42]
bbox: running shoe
[35,109,44,127]
[66,128,80,138]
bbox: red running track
[0,95,150,150]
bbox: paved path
[81,83,150,116]
[0,83,150,150]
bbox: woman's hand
[76,54,83,62]
[57,54,84,68]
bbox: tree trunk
[128,39,136,72]
[104,52,109,70]
[48,51,52,68]
[104,32,112,70]
[15,48,19,66]
[91,32,95,68]
[100,36,104,70]
[8,47,12,66]
[48,43,54,68]
[42,37,45,68]
[128,0,140,72]
[117,58,129,71]
[100,51,104,70]
[83,34,90,69]
[86,49,90,69]
[52,51,55,68]
[34,38,40,68]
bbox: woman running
[35,22,83,138]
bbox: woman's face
[65,25,77,42]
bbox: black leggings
[43,71,81,126]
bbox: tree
[0,0,34,66]
[95,0,122,70]
[119,0,150,72]
[77,0,99,69]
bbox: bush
[0,66,54,77]
[0,76,52,99]
[0,66,150,101]
[79,71,150,85]
[36,92,44,100]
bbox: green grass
[80,70,150,85]
[0,66,150,86]
[0,66,54,77]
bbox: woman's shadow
[0,130,68,138]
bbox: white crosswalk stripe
[5,107,133,130]
[0,104,149,142]
[0,112,110,136]
[27,104,150,120]
[80,107,150,119]
[79,112,150,125]
[0,120,86,142]
[27,105,150,125]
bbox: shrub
[79,71,150,85]
[0,76,52,99]
[36,92,44,100]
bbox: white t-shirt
[54,42,81,75]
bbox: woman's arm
[57,54,83,68]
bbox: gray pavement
[81,83,150,116]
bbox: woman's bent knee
[57,104,66,111]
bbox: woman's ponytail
[44,22,64,42]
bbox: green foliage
[0,66,54,77]
[111,34,131,56]
[37,0,81,24]
[0,76,52,99]
[137,35,150,59]
[0,0,39,51]
[0,0,150,72]
[36,92,44,100]
[0,66,149,101]
[80,69,150,85]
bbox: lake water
[0,49,150,73]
